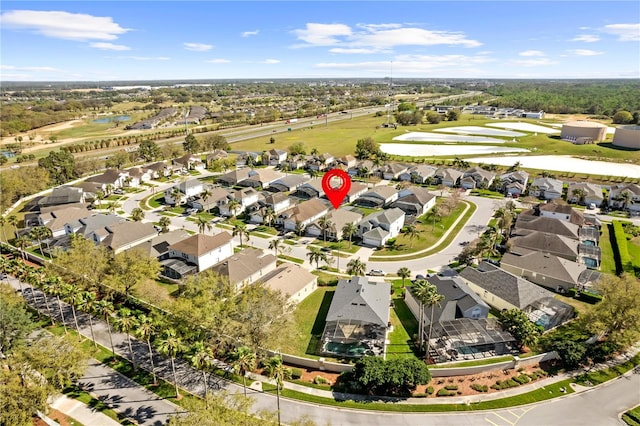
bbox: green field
[281,287,334,358]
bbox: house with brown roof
[306,208,363,240]
[90,221,157,254]
[499,171,529,196]
[191,187,230,212]
[239,168,284,189]
[144,161,174,179]
[461,167,496,190]
[400,165,438,184]
[354,186,400,208]
[500,251,587,292]
[509,231,580,262]
[173,154,205,171]
[345,181,368,203]
[132,229,190,260]
[37,205,91,237]
[435,168,464,187]
[86,169,130,191]
[391,186,436,216]
[124,166,153,186]
[167,232,233,273]
[294,180,325,199]
[259,264,318,304]
[209,247,277,291]
[282,199,329,231]
[263,149,288,166]
[205,149,228,166]
[217,168,251,187]
[382,163,409,181]
[164,179,205,205]
[219,187,259,217]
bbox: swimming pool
[323,341,372,357]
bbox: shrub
[437,388,456,396]
[313,375,329,385]
[513,374,531,385]
[444,385,459,391]
[290,368,303,380]
[426,386,434,395]
[471,384,489,392]
[491,379,521,390]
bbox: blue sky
[1,1,639,81]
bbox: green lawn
[277,254,304,264]
[386,298,419,359]
[310,239,361,254]
[281,287,335,357]
[623,405,640,426]
[575,353,640,386]
[430,355,514,369]
[627,236,640,277]
[599,223,617,274]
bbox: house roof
[259,264,317,299]
[87,169,125,184]
[437,168,464,182]
[169,232,233,257]
[208,247,276,284]
[348,181,368,196]
[174,154,200,165]
[464,167,496,181]
[514,216,580,239]
[610,183,640,197]
[69,213,124,237]
[567,182,603,200]
[38,186,84,207]
[264,192,288,206]
[326,276,391,327]
[101,221,157,251]
[362,207,405,226]
[531,177,563,193]
[39,205,90,231]
[272,174,310,189]
[362,227,389,241]
[510,231,579,258]
[396,186,435,206]
[134,229,190,258]
[287,198,328,223]
[364,186,398,200]
[422,275,489,323]
[500,170,529,184]
[409,165,438,177]
[218,169,251,183]
[246,168,283,184]
[459,262,554,309]
[501,252,586,285]
[145,161,170,172]
[312,209,363,233]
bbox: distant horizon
[1,1,638,81]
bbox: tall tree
[138,139,161,161]
[341,222,358,249]
[190,341,214,403]
[306,246,327,269]
[135,314,159,385]
[158,216,171,233]
[63,283,83,339]
[500,309,541,350]
[195,215,212,234]
[403,224,421,249]
[264,355,290,426]
[106,248,161,296]
[95,299,116,355]
[114,308,139,367]
[78,291,98,348]
[318,216,333,246]
[268,238,284,257]
[38,150,78,185]
[157,328,186,399]
[131,207,145,222]
[423,286,444,360]
[231,346,257,400]
[411,279,430,352]
[232,221,249,248]
[183,134,200,153]
[346,258,366,276]
[397,267,411,288]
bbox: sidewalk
[50,395,121,426]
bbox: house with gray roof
[609,183,640,213]
[321,276,391,358]
[306,208,363,241]
[268,174,310,193]
[239,168,284,189]
[36,205,91,237]
[382,163,409,180]
[38,186,86,208]
[345,181,368,203]
[65,213,124,238]
[509,231,580,262]
[263,149,288,166]
[513,216,580,240]
[459,262,574,330]
[435,168,463,187]
[258,263,317,305]
[500,251,587,292]
[499,170,529,195]
[529,177,563,200]
[281,198,329,231]
[164,179,205,205]
[400,165,438,184]
[567,182,603,207]
[131,229,190,260]
[358,208,405,247]
[391,186,436,216]
[86,169,130,190]
[294,180,325,199]
[191,187,230,212]
[91,221,157,254]
[217,168,251,187]
[354,186,399,208]
[208,247,277,291]
[165,232,234,277]
[461,167,496,190]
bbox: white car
[368,269,385,276]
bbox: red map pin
[322,169,351,209]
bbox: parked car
[367,269,385,276]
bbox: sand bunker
[434,126,526,137]
[380,144,529,156]
[486,122,559,134]
[393,132,505,143]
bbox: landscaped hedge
[471,384,489,392]
[568,288,603,304]
[491,379,520,390]
[612,220,634,273]
[436,388,456,397]
[290,368,303,379]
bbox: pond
[92,115,131,124]
[380,143,530,157]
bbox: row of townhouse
[127,107,178,130]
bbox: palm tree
[494,207,514,236]
[263,207,276,228]
[346,258,366,276]
[264,355,289,426]
[78,291,98,348]
[307,169,318,180]
[0,216,9,243]
[96,190,105,208]
[318,216,333,246]
[232,221,249,248]
[48,277,68,334]
[424,286,444,361]
[619,190,632,211]
[571,188,586,205]
[427,204,442,231]
[95,299,116,355]
[131,207,145,222]
[200,188,212,205]
[105,184,115,196]
[294,220,305,237]
[190,341,214,403]
[8,215,18,238]
[412,279,430,353]
[268,238,284,257]
[30,226,52,259]
[63,283,83,339]
[14,235,31,260]
[158,216,171,233]
[114,308,139,367]
[171,187,183,206]
[156,328,186,399]
[105,201,118,213]
[306,246,327,269]
[135,314,159,385]
[341,222,358,249]
[227,198,241,218]
[231,346,257,399]
[195,215,212,234]
[403,224,421,249]
[397,267,411,288]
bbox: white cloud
[512,58,558,67]
[0,10,130,40]
[184,42,213,52]
[242,30,259,37]
[1,65,63,72]
[206,58,230,63]
[261,59,280,64]
[570,34,600,42]
[315,54,493,74]
[120,56,170,61]
[90,42,130,51]
[567,49,604,56]
[519,50,545,57]
[329,48,384,54]
[292,23,352,46]
[603,23,640,41]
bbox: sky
[1,1,639,81]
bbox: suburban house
[400,165,438,184]
[306,208,363,241]
[239,168,284,189]
[219,187,259,217]
[282,199,329,231]
[86,169,130,191]
[90,221,157,254]
[268,175,310,193]
[208,247,277,291]
[391,186,436,216]
[358,208,405,247]
[248,192,291,223]
[306,153,334,172]
[259,264,318,305]
[459,262,574,330]
[191,187,230,212]
[294,180,325,199]
[345,181,368,203]
[65,213,124,238]
[527,203,586,226]
[355,186,399,208]
[282,155,306,171]
[461,167,496,190]
[608,183,640,212]
[321,276,391,358]
[217,169,251,187]
[205,149,228,167]
[164,179,205,205]
[144,161,174,179]
[36,205,91,237]
[263,149,288,166]
[124,167,153,186]
[132,229,190,260]
[338,155,357,169]
[513,216,580,240]
[235,151,262,168]
[567,182,604,207]
[38,186,87,208]
[435,168,464,187]
[173,153,205,171]
[509,231,580,262]
[500,251,587,292]
[382,163,409,181]
[348,160,374,178]
[164,232,234,278]
[499,170,529,196]
[529,177,563,200]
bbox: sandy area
[381,143,529,156]
[393,132,506,144]
[466,155,640,178]
[434,126,526,137]
[485,122,560,134]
